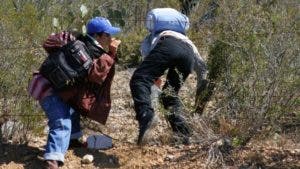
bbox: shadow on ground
[0,143,120,169]
[72,147,120,168]
[0,143,44,169]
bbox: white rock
[82,154,94,164]
[164,155,175,161]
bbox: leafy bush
[200,0,299,143]
[117,30,147,68]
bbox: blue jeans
[40,94,82,163]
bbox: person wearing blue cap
[85,17,121,52]
[28,16,121,169]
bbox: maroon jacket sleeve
[87,53,116,85]
[43,31,76,53]
[72,52,116,124]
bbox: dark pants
[130,36,195,122]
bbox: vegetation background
[0,0,299,168]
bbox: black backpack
[39,40,93,90]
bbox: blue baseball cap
[86,17,121,35]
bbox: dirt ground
[0,69,299,169]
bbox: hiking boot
[44,160,59,169]
[137,112,156,145]
[167,114,192,137]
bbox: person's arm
[194,54,208,91]
[88,54,114,84]
[87,39,121,85]
[194,54,214,114]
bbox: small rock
[82,154,94,164]
[216,139,224,146]
[291,149,300,154]
[164,155,175,161]
[175,145,183,149]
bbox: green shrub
[117,30,147,68]
[199,0,299,142]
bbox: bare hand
[109,38,121,55]
[110,38,121,48]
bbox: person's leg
[161,68,192,137]
[69,108,84,148]
[70,108,82,139]
[130,55,168,145]
[160,40,195,138]
[40,94,72,165]
[161,67,186,109]
[130,37,178,144]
